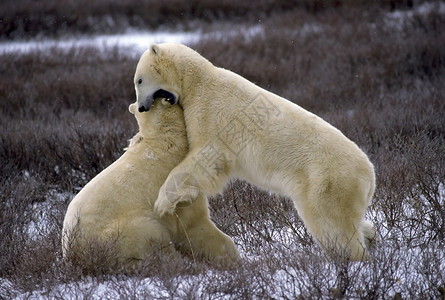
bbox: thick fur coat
[62,100,239,270]
[135,43,376,260]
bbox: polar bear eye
[137,78,143,85]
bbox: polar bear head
[134,43,212,112]
[128,98,185,140]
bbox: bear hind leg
[293,197,371,261]
[361,220,376,250]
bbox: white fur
[136,43,376,260]
[62,100,239,270]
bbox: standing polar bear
[62,99,239,271]
[135,43,376,260]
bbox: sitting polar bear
[62,99,239,271]
[135,43,376,261]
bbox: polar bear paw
[154,172,200,216]
[153,195,176,216]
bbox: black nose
[138,106,150,112]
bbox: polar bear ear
[128,102,137,114]
[151,44,161,56]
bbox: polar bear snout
[138,95,154,112]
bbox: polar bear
[135,43,376,261]
[62,99,239,271]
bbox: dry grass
[1,1,444,298]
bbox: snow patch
[0,30,200,56]
[385,1,445,30]
[27,190,74,241]
[0,25,265,57]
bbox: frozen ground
[385,1,445,30]
[2,183,443,299]
[0,30,200,56]
[0,25,263,57]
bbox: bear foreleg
[154,149,230,216]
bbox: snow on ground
[0,25,263,57]
[384,1,445,30]
[0,30,200,56]
[26,189,73,241]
